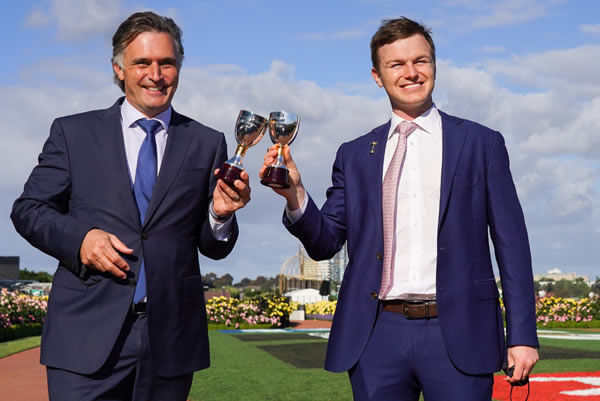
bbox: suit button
[140,232,149,240]
[370,291,378,299]
[129,278,137,287]
[376,252,382,260]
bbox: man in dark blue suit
[11,11,250,401]
[262,17,539,400]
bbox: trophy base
[261,166,289,189]
[216,162,242,185]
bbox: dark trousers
[349,306,493,401]
[47,313,193,401]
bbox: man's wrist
[209,202,232,222]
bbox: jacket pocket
[475,278,500,300]
[52,266,88,292]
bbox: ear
[113,63,124,81]
[371,67,383,87]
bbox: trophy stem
[235,143,247,158]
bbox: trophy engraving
[217,110,267,185]
[260,111,300,189]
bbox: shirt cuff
[284,194,308,224]
[209,202,233,241]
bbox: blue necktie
[133,119,162,303]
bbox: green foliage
[18,268,53,283]
[0,324,43,342]
[536,320,600,329]
[552,278,591,298]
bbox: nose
[402,62,418,80]
[148,62,162,81]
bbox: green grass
[190,331,353,401]
[0,336,41,358]
[2,328,598,401]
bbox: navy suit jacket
[11,98,238,376]
[286,111,539,374]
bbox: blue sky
[1,0,599,282]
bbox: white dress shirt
[382,105,442,299]
[286,105,443,299]
[120,99,232,239]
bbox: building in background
[534,268,590,284]
[279,243,348,295]
[0,256,19,280]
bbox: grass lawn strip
[190,331,353,401]
[0,336,41,358]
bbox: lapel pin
[369,141,378,154]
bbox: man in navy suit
[262,17,539,400]
[11,11,250,401]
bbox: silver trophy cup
[217,110,267,185]
[260,111,300,189]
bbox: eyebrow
[131,57,178,65]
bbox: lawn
[1,329,598,401]
[190,329,600,401]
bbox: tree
[19,268,53,282]
[591,278,600,296]
[213,273,233,288]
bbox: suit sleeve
[284,144,347,261]
[11,119,95,276]
[197,132,239,260]
[486,132,539,348]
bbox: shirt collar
[388,103,441,139]
[120,98,172,132]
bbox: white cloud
[441,0,567,30]
[484,45,600,97]
[3,45,599,279]
[580,24,600,34]
[25,0,123,41]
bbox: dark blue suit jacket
[11,98,238,376]
[286,111,539,374]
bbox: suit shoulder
[441,111,502,143]
[339,121,389,149]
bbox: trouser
[47,312,193,401]
[349,305,493,401]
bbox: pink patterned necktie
[380,121,417,297]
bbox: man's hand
[212,169,251,218]
[80,229,133,279]
[506,345,539,385]
[259,145,305,211]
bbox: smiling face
[113,31,180,117]
[372,34,435,120]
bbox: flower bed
[304,300,336,316]
[535,296,600,327]
[0,289,47,341]
[205,294,293,328]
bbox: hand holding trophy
[217,110,267,185]
[260,111,300,189]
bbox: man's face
[113,31,180,117]
[371,34,435,120]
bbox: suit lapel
[144,110,193,227]
[438,111,467,231]
[95,99,141,228]
[364,121,390,238]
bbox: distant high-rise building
[329,243,348,284]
